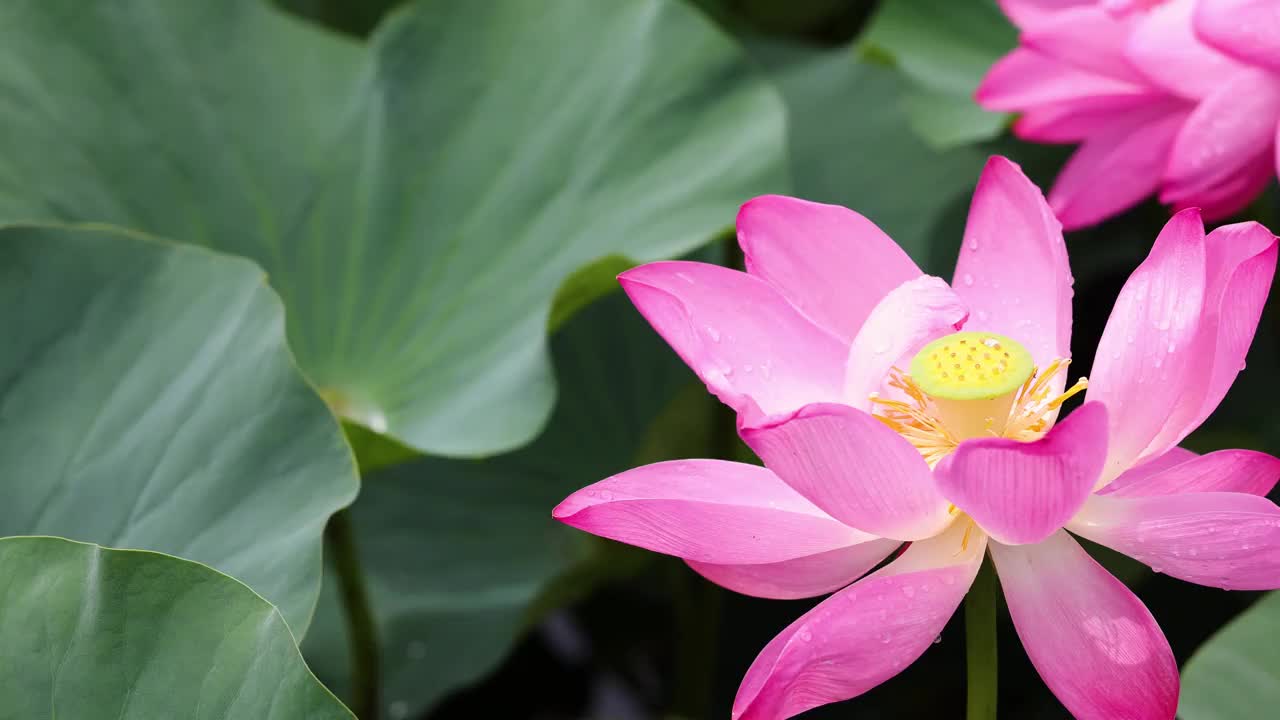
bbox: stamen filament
[870,357,1087,464]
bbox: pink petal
[1071,492,1280,590]
[1049,102,1191,230]
[1164,70,1280,205]
[737,196,922,344]
[1195,0,1280,72]
[843,276,968,411]
[1104,0,1180,16]
[951,156,1072,387]
[1163,151,1277,222]
[935,402,1108,545]
[1023,6,1146,83]
[1102,448,1280,497]
[741,403,951,541]
[1014,95,1170,143]
[976,48,1152,112]
[991,532,1179,720]
[733,522,984,720]
[687,539,901,600]
[619,261,847,422]
[1126,0,1251,100]
[553,459,869,565]
[998,0,1095,29]
[1086,209,1207,482]
[1099,446,1199,493]
[1142,222,1278,452]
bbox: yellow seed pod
[909,331,1035,402]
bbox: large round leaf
[0,536,352,719]
[1180,591,1280,720]
[859,0,1015,148]
[304,291,712,717]
[0,224,358,633]
[0,0,787,456]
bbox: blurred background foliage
[0,0,1277,718]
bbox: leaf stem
[327,509,381,720]
[965,554,999,720]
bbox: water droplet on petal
[962,273,975,287]
[932,635,942,645]
[705,326,721,342]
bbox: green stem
[327,509,381,720]
[965,555,999,720]
[670,564,723,718]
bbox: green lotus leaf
[0,224,358,632]
[1179,591,1280,720]
[0,0,787,455]
[0,536,353,720]
[305,291,709,717]
[860,0,1014,148]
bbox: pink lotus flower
[553,157,1280,720]
[978,0,1277,229]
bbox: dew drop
[901,586,916,598]
[705,326,721,343]
[962,273,975,287]
[932,635,943,645]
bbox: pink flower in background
[978,0,1278,229]
[553,157,1280,720]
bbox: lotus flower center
[909,331,1035,401]
[871,331,1087,466]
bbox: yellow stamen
[870,352,1088,465]
[960,519,975,552]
